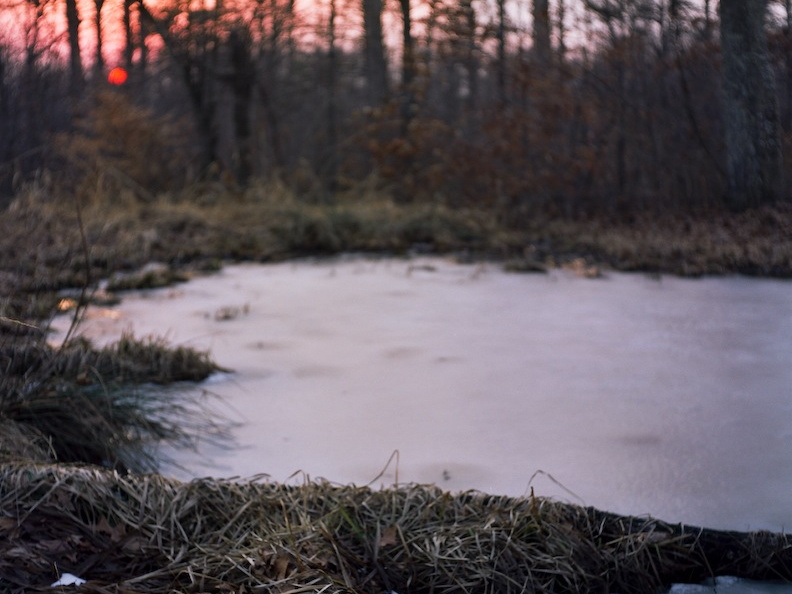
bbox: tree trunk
[227,29,254,185]
[139,3,149,76]
[664,0,681,52]
[399,0,414,90]
[556,0,566,62]
[719,0,782,209]
[398,0,415,124]
[326,0,338,194]
[123,0,135,72]
[65,0,82,93]
[703,0,712,40]
[532,0,551,63]
[138,1,220,170]
[785,0,792,132]
[94,0,105,77]
[496,0,506,104]
[362,0,388,105]
[462,0,477,112]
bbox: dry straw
[2,462,791,593]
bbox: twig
[61,192,93,347]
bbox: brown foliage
[55,89,196,200]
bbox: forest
[1,0,790,215]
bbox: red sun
[108,67,128,85]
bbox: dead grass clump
[3,334,219,385]
[2,463,791,593]
[524,205,792,277]
[263,198,496,256]
[0,336,227,472]
[0,420,54,463]
[99,333,224,383]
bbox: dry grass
[536,207,792,277]
[0,421,54,464]
[4,181,791,325]
[0,182,502,321]
[2,463,791,594]
[0,335,228,472]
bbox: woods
[0,0,790,213]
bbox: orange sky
[2,0,353,65]
[1,0,740,72]
[1,0,122,66]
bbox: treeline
[1,0,790,214]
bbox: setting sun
[107,66,128,85]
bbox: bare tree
[496,0,507,103]
[556,0,566,61]
[325,0,339,192]
[399,0,414,90]
[94,0,105,76]
[226,28,254,184]
[702,0,713,39]
[65,0,83,92]
[784,0,792,132]
[719,0,782,208]
[123,0,135,72]
[460,0,477,111]
[138,0,228,170]
[250,0,292,172]
[397,0,417,125]
[362,0,388,105]
[532,0,550,62]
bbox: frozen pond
[52,256,792,534]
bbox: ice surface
[50,256,792,533]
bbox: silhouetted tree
[138,0,223,171]
[362,0,388,105]
[532,0,550,61]
[123,0,136,72]
[399,0,414,91]
[784,0,792,132]
[719,0,782,208]
[496,0,507,103]
[556,0,566,61]
[65,0,82,93]
[226,28,254,184]
[326,0,339,191]
[94,0,106,76]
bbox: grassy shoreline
[3,185,791,320]
[3,462,792,594]
[2,185,792,591]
